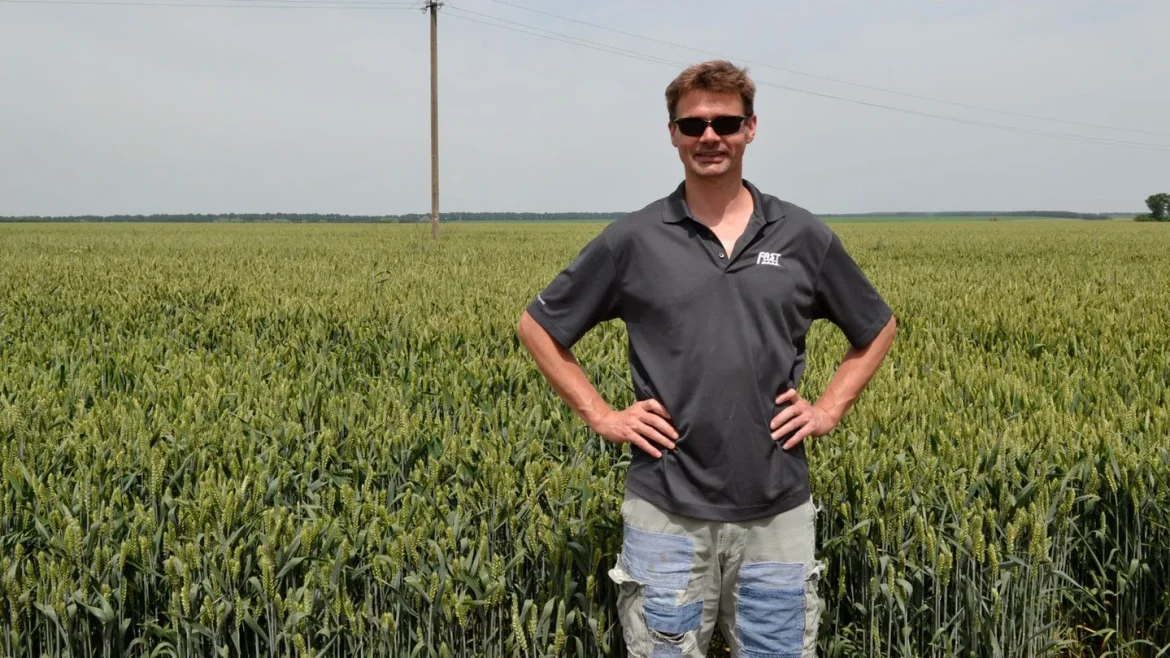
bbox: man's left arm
[771,315,895,449]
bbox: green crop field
[1,221,1168,658]
[822,215,1093,223]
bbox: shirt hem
[846,305,894,349]
[623,478,811,523]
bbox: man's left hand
[770,389,836,450]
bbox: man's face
[669,90,756,180]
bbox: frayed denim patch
[736,562,805,658]
[619,524,694,589]
[614,524,702,656]
[643,586,703,634]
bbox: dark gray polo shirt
[527,179,893,522]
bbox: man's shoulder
[778,199,821,226]
[597,194,673,243]
[755,188,835,244]
[751,185,819,225]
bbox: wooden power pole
[426,0,441,240]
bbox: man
[517,60,896,658]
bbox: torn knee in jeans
[645,614,700,657]
[608,524,703,657]
[648,626,690,656]
[644,584,703,653]
[609,569,703,657]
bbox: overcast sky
[1,0,1168,216]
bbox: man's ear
[746,114,757,144]
[668,121,679,148]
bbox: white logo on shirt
[756,251,783,267]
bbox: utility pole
[426,0,442,240]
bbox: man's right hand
[590,399,678,459]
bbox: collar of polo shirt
[661,179,785,225]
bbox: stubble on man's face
[669,90,756,180]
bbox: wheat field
[0,220,1167,657]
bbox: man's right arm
[516,310,677,459]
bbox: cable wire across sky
[479,0,1170,139]
[4,0,1168,152]
[0,0,418,9]
[443,4,1170,153]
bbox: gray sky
[1,0,1167,216]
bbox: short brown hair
[665,60,756,120]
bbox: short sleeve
[812,232,893,348]
[526,232,622,348]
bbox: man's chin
[689,162,731,178]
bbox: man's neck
[684,172,752,229]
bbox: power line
[228,0,417,4]
[444,7,1170,153]
[751,78,1170,152]
[477,0,1170,139]
[446,6,1165,153]
[445,6,680,67]
[1,0,418,8]
[9,0,1168,152]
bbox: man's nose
[700,125,720,142]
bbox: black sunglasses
[672,115,749,137]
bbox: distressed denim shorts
[608,489,825,658]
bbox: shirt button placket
[696,224,729,269]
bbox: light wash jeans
[608,488,825,658]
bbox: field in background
[382,215,1129,224]
[822,214,1115,222]
[1,221,1167,657]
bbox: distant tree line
[0,210,1127,223]
[0,212,627,223]
[818,210,1116,220]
